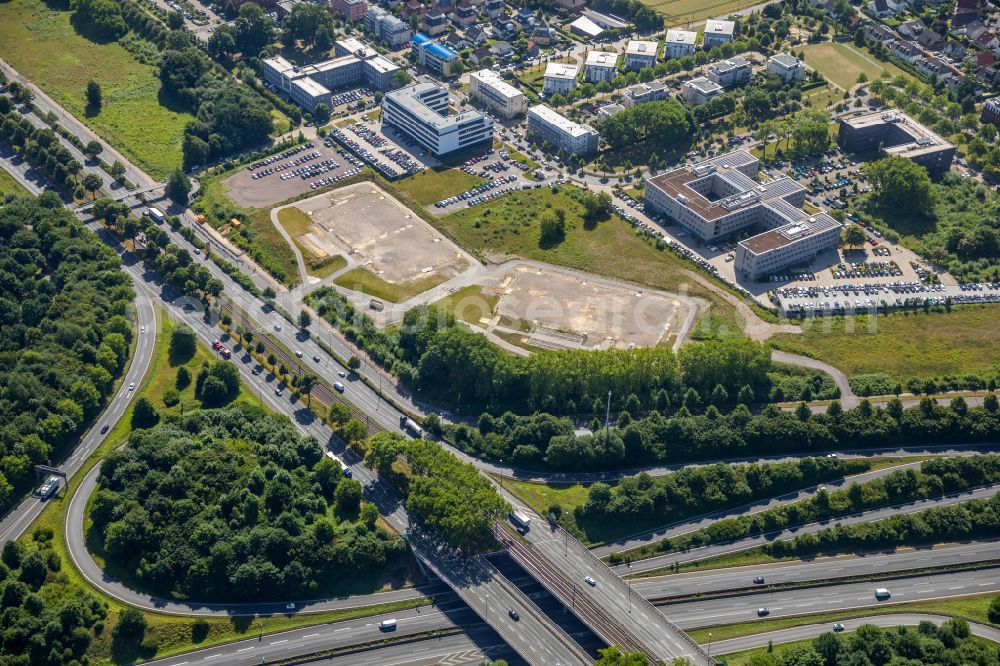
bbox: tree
[170,324,197,362]
[109,159,126,181]
[207,24,238,60]
[234,2,274,54]
[790,109,831,156]
[299,373,317,406]
[598,100,694,152]
[82,172,103,199]
[86,80,102,109]
[347,355,361,371]
[539,210,566,247]
[861,156,935,215]
[313,103,330,125]
[334,477,362,514]
[112,608,148,649]
[166,168,192,204]
[298,310,312,331]
[594,646,648,665]
[988,595,1000,623]
[131,397,160,429]
[841,224,866,249]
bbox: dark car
[753,576,765,585]
[509,609,519,621]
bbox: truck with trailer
[399,415,423,439]
[325,451,353,478]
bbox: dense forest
[444,394,1000,471]
[620,455,1000,560]
[306,297,774,415]
[747,620,998,666]
[91,404,403,601]
[0,195,134,509]
[366,432,507,552]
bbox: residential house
[470,46,492,66]
[891,40,924,64]
[513,6,536,30]
[707,56,751,88]
[681,76,723,104]
[897,19,923,40]
[584,51,619,83]
[490,40,514,59]
[492,20,517,40]
[664,29,697,59]
[542,62,580,95]
[976,30,999,51]
[943,40,968,60]
[916,28,945,51]
[702,19,735,47]
[483,0,504,19]
[865,23,896,44]
[622,80,668,107]
[444,31,467,50]
[421,11,448,36]
[532,20,558,46]
[624,39,659,70]
[451,2,477,28]
[767,53,807,82]
[868,0,904,18]
[403,0,425,17]
[554,0,586,10]
[465,25,487,45]
[597,102,625,118]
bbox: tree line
[366,432,508,553]
[747,619,994,666]
[444,393,1000,472]
[92,404,401,602]
[621,454,1000,560]
[0,105,85,194]
[0,196,134,510]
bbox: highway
[131,565,1000,666]
[620,483,1000,574]
[0,288,156,546]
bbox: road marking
[236,647,254,652]
[203,655,222,660]
[270,639,287,645]
[303,633,319,638]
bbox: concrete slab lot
[285,181,473,286]
[491,265,689,350]
[224,143,354,208]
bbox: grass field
[334,266,449,303]
[687,593,999,641]
[0,167,29,197]
[432,186,745,339]
[0,0,194,179]
[639,0,744,26]
[799,42,911,91]
[770,305,1000,382]
[431,284,499,324]
[394,167,486,206]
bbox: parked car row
[291,158,339,180]
[832,260,902,280]
[435,174,518,208]
[248,144,314,171]
[310,167,361,190]
[348,122,388,149]
[328,129,408,180]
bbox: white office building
[707,56,751,88]
[527,104,599,155]
[664,29,697,59]
[681,76,723,104]
[624,40,658,70]
[469,69,527,119]
[542,62,580,95]
[622,81,668,108]
[262,50,400,111]
[702,19,735,47]
[767,53,807,82]
[383,81,494,156]
[584,51,619,83]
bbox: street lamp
[709,632,713,657]
[626,561,632,613]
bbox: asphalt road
[622,483,1000,574]
[134,566,1000,666]
[0,288,156,546]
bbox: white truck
[146,207,165,224]
[325,451,353,478]
[399,415,423,439]
[509,511,531,533]
[38,476,60,500]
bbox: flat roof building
[624,39,658,70]
[584,51,619,82]
[664,29,697,59]
[703,19,735,47]
[681,76,723,104]
[365,6,412,47]
[527,104,599,155]
[644,150,841,280]
[542,62,580,94]
[412,32,460,76]
[706,56,751,88]
[982,96,1000,127]
[470,69,527,119]
[262,48,402,111]
[838,110,955,176]
[622,80,668,107]
[383,80,494,156]
[333,0,367,21]
[767,53,807,82]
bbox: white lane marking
[270,639,287,645]
[236,647,254,652]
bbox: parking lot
[224,142,359,208]
[776,280,1000,315]
[328,122,423,180]
[431,148,544,214]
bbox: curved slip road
[0,288,156,546]
[618,483,1000,574]
[771,349,859,409]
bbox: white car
[295,350,303,358]
[286,603,295,610]
[584,576,596,586]
[333,382,345,393]
[128,383,135,391]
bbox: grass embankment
[769,307,1000,383]
[430,285,500,325]
[687,593,1000,643]
[195,170,301,286]
[798,42,912,91]
[0,0,194,178]
[432,186,744,339]
[275,206,348,278]
[0,167,30,196]
[395,167,486,207]
[26,310,427,665]
[334,266,449,303]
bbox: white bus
[147,207,165,224]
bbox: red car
[213,340,222,350]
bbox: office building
[644,150,841,279]
[624,39,658,70]
[584,51,618,83]
[470,69,527,119]
[706,56,751,88]
[542,62,580,95]
[982,96,1000,127]
[527,104,599,155]
[383,81,494,156]
[365,6,412,48]
[767,53,807,82]
[681,76,723,104]
[412,32,460,76]
[622,80,668,108]
[703,19,735,47]
[838,110,955,176]
[664,29,697,59]
[333,0,367,21]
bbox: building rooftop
[337,37,371,56]
[841,110,954,158]
[529,104,597,138]
[740,214,840,255]
[366,54,400,75]
[685,76,723,94]
[626,40,659,56]
[626,80,667,96]
[710,56,749,73]
[704,19,735,36]
[581,9,628,29]
[769,53,802,68]
[585,51,618,67]
[471,69,523,98]
[294,77,332,97]
[544,62,580,80]
[387,81,486,129]
[665,29,697,45]
[569,15,603,38]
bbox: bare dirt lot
[282,182,474,287]
[489,265,690,350]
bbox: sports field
[799,42,910,90]
[0,0,193,178]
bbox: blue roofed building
[412,32,461,76]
